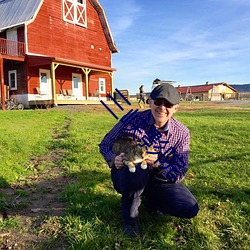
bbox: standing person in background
[138,85,146,106]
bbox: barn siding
[55,66,74,94]
[27,65,48,94]
[4,62,27,95]
[88,74,111,97]
[55,66,87,96]
[26,0,111,67]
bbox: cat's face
[135,144,154,160]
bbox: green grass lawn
[0,105,249,249]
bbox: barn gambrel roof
[89,0,118,53]
[0,0,118,53]
[0,0,42,31]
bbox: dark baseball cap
[150,83,180,105]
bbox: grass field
[0,102,249,249]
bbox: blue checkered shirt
[99,109,190,183]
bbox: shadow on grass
[186,181,250,249]
[188,181,250,208]
[0,171,76,249]
[0,177,9,189]
[62,168,209,249]
[190,151,249,165]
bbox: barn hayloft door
[7,29,18,55]
[63,0,87,27]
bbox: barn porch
[28,98,114,108]
[25,55,116,108]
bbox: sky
[98,0,250,94]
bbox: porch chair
[35,87,43,99]
[60,89,70,98]
[60,89,67,96]
[36,87,41,95]
[35,87,47,96]
[67,89,75,97]
[67,89,77,100]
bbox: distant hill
[231,84,250,92]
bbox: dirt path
[0,118,74,249]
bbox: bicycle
[5,98,24,110]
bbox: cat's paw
[140,163,147,170]
[129,167,136,173]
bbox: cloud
[101,0,250,92]
[102,0,141,37]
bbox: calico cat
[112,137,154,173]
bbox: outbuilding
[177,82,238,101]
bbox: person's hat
[150,83,180,105]
[153,78,161,84]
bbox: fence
[0,38,25,57]
[238,92,250,100]
[181,92,250,101]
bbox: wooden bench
[114,89,129,102]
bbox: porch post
[109,72,114,98]
[51,62,59,106]
[82,68,91,100]
[51,62,56,106]
[0,58,5,111]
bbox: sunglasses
[153,99,173,108]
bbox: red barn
[0,0,118,109]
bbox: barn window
[63,0,87,27]
[8,70,17,90]
[40,73,47,83]
[99,78,106,94]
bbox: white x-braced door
[63,0,87,27]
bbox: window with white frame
[63,0,87,27]
[8,70,17,90]
[99,78,106,94]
